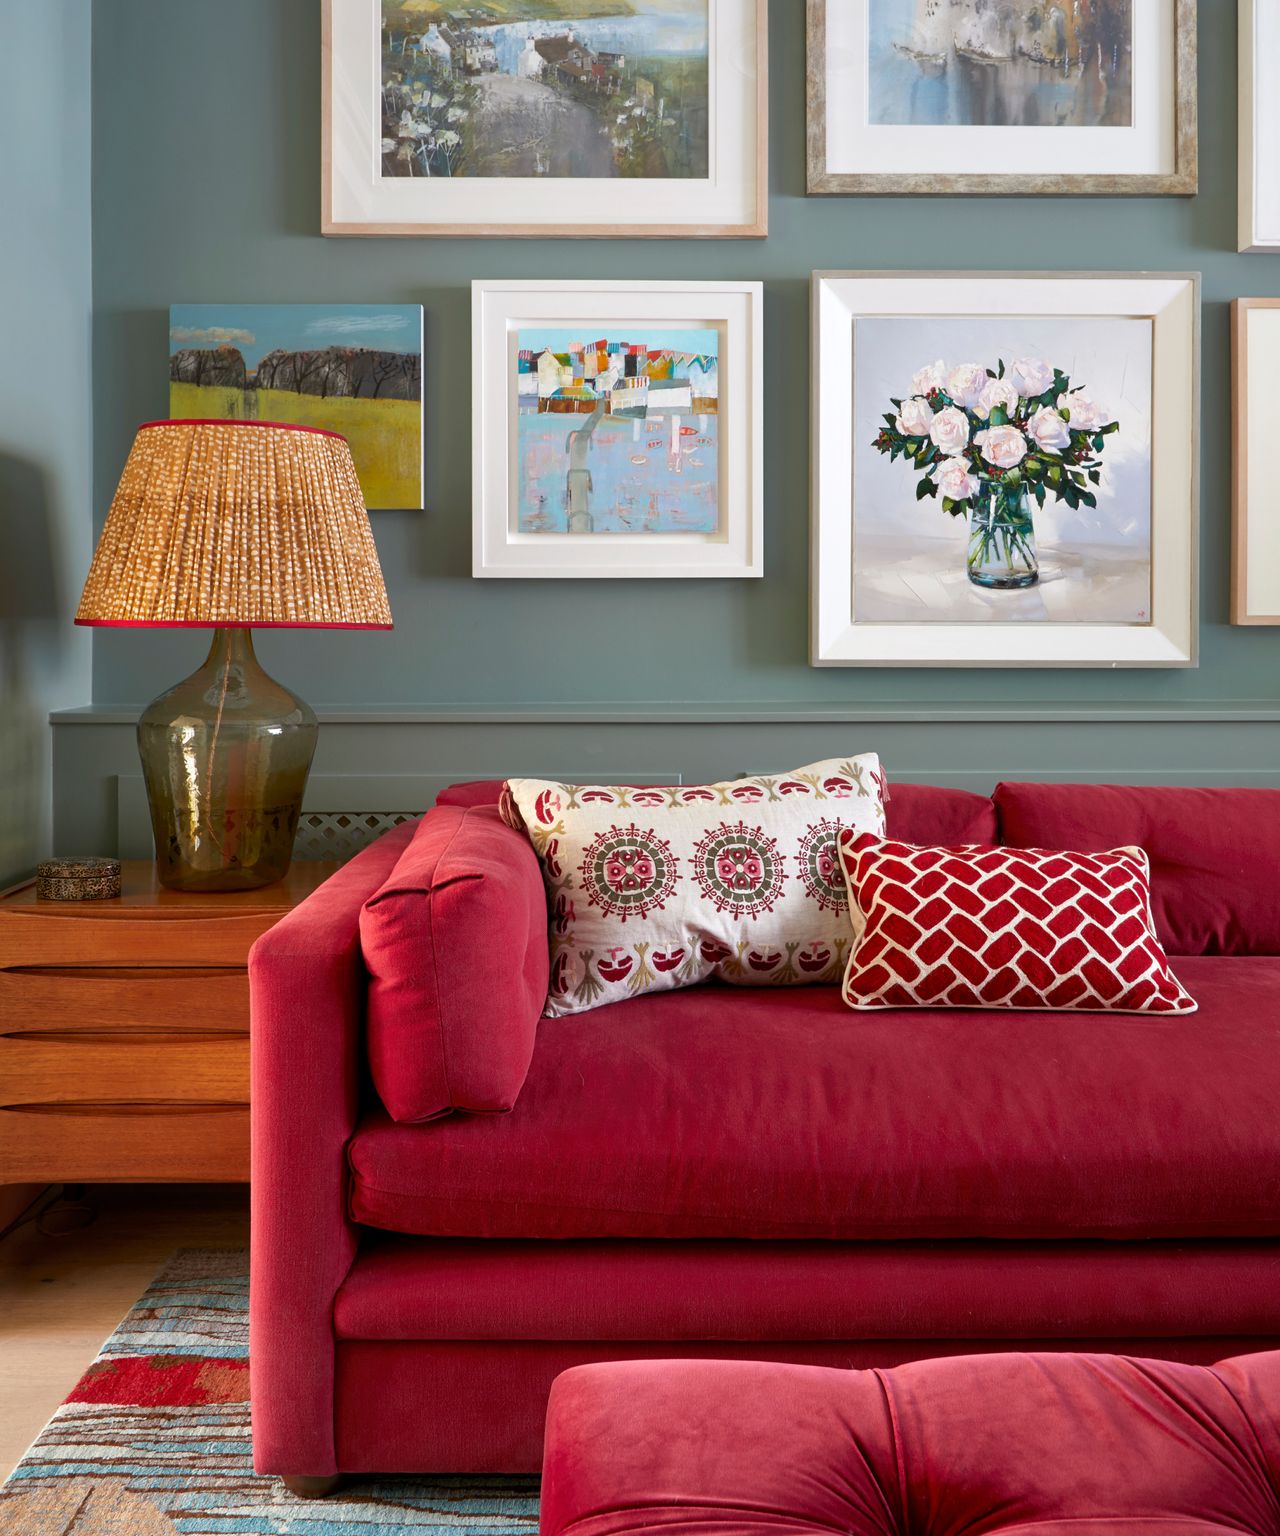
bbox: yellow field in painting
[170,384,421,509]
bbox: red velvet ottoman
[541,1352,1280,1535]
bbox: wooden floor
[0,1183,249,1482]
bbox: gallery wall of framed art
[80,1,1280,739]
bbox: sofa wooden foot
[282,1474,345,1500]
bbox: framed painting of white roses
[811,272,1200,668]
[806,0,1197,196]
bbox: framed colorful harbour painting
[811,272,1199,667]
[323,0,767,237]
[473,280,762,578]
[168,303,424,510]
[806,0,1196,196]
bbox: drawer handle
[1,1101,246,1117]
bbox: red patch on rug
[67,1354,250,1407]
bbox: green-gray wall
[0,4,94,881]
[53,2,1280,855]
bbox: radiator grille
[294,811,419,861]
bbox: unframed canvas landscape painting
[869,0,1133,128]
[515,327,719,535]
[380,0,708,179]
[853,314,1153,625]
[168,304,423,510]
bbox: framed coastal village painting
[169,303,424,510]
[806,0,1197,196]
[1232,299,1280,623]
[811,272,1199,668]
[1239,0,1280,251]
[473,279,762,578]
[323,0,767,237]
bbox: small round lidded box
[36,857,122,902]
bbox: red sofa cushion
[995,783,1280,956]
[540,1353,1280,1536]
[347,956,1280,1241]
[435,778,998,844]
[359,806,548,1122]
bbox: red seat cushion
[995,783,1280,956]
[348,956,1280,1241]
[540,1352,1280,1536]
[435,778,998,844]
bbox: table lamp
[76,419,392,892]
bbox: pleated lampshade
[76,419,393,629]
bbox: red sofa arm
[248,823,415,1477]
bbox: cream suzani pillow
[503,755,887,1017]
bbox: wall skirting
[52,711,1280,860]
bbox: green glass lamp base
[137,628,318,892]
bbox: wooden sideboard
[0,861,336,1186]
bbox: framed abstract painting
[323,0,767,237]
[168,303,424,510]
[1239,0,1280,251]
[473,279,762,578]
[806,0,1196,196]
[811,271,1199,667]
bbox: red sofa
[541,1352,1280,1536]
[249,779,1280,1486]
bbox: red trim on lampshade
[75,618,393,630]
[137,418,348,441]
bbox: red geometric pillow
[837,833,1197,1014]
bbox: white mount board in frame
[810,271,1200,668]
[1239,0,1280,251]
[323,0,767,238]
[473,280,764,579]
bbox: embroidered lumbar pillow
[837,833,1196,1015]
[504,756,887,1017]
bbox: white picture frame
[323,0,767,238]
[811,271,1200,668]
[1239,0,1280,251]
[1232,299,1280,623]
[473,279,763,580]
[807,0,1196,197]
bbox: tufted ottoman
[540,1352,1280,1535]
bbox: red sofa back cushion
[995,783,1280,956]
[434,779,998,845]
[360,805,548,1122]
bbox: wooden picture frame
[811,270,1200,668]
[1232,299,1280,624]
[1239,0,1280,251]
[806,0,1197,197]
[323,0,768,238]
[473,279,764,579]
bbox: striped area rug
[0,1250,539,1535]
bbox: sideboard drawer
[0,908,291,968]
[0,968,249,1033]
[0,1030,249,1104]
[0,1102,249,1182]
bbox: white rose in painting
[1009,357,1055,398]
[945,363,987,409]
[929,406,971,456]
[974,424,1028,470]
[912,359,946,396]
[896,396,935,437]
[1027,405,1072,453]
[1065,392,1109,431]
[975,377,1020,420]
[935,456,979,503]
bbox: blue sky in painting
[517,326,718,357]
[169,304,421,370]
